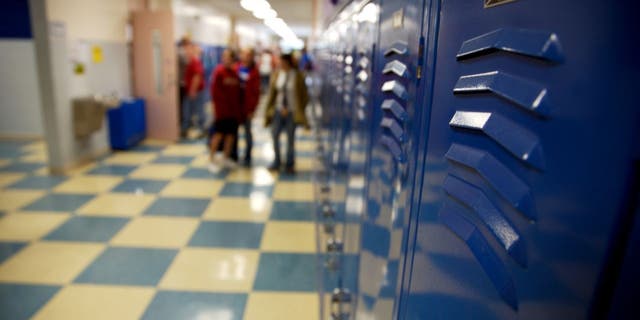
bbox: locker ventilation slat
[381,99,408,122]
[456,28,564,63]
[382,80,408,101]
[449,111,546,170]
[383,60,409,78]
[453,71,551,117]
[439,201,519,310]
[440,28,564,310]
[445,144,536,220]
[384,41,408,57]
[443,175,527,267]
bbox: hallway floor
[0,125,320,319]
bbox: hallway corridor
[0,122,320,319]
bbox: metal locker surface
[314,2,382,319]
[355,0,427,318]
[401,0,640,319]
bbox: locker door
[355,0,427,318]
[402,0,640,319]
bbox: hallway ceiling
[184,0,313,30]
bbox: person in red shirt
[209,49,242,172]
[234,47,261,166]
[181,43,206,138]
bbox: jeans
[230,118,253,162]
[181,91,205,132]
[241,118,253,161]
[271,111,296,168]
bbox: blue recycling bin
[107,98,146,150]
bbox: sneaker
[223,158,238,169]
[207,162,221,174]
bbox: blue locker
[400,0,640,319]
[354,0,428,318]
[314,2,380,318]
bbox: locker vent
[439,28,564,310]
[380,41,410,163]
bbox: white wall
[0,39,44,136]
[174,14,231,46]
[46,0,129,43]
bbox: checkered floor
[0,125,321,319]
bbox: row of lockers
[310,0,639,319]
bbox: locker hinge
[417,35,425,79]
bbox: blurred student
[259,49,273,93]
[209,49,241,173]
[298,47,314,72]
[177,37,190,126]
[264,53,309,174]
[181,43,206,138]
[235,48,261,166]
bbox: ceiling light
[253,8,276,19]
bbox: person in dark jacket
[234,47,261,166]
[265,53,309,174]
[209,49,241,173]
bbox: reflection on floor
[0,125,320,319]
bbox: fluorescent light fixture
[253,8,277,19]
[240,0,302,45]
[357,3,380,23]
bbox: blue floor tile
[182,167,228,179]
[270,201,314,221]
[0,163,43,173]
[22,194,94,212]
[130,144,165,152]
[144,198,211,217]
[0,140,33,147]
[189,221,264,249]
[0,242,27,264]
[322,254,360,292]
[0,283,60,320]
[112,179,169,194]
[153,156,193,164]
[7,176,67,190]
[44,216,129,242]
[74,247,177,286]
[218,182,273,197]
[86,165,137,176]
[0,148,24,159]
[142,291,246,320]
[253,253,317,292]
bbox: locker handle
[439,201,518,310]
[456,28,564,63]
[453,71,551,117]
[449,111,546,170]
[443,175,527,267]
[445,144,536,220]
